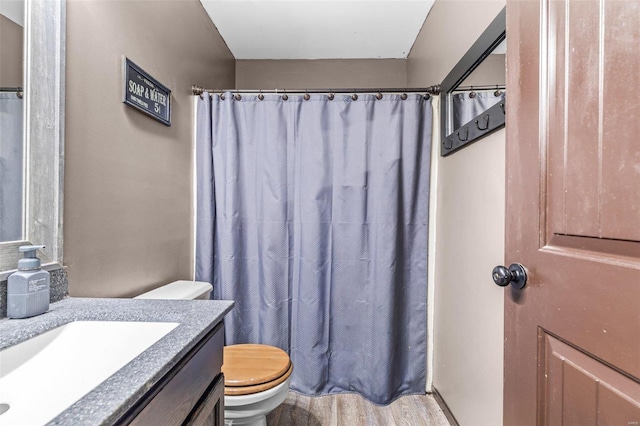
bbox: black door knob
[492,263,527,289]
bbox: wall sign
[123,57,171,126]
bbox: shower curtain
[452,90,505,130]
[196,92,432,404]
[0,93,23,242]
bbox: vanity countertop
[0,297,234,426]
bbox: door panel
[505,0,640,423]
[542,332,640,423]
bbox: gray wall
[0,14,23,87]
[64,0,235,297]
[236,59,406,89]
[407,1,506,424]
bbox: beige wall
[236,59,406,89]
[0,14,23,87]
[64,0,234,297]
[407,1,506,424]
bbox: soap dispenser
[7,245,50,319]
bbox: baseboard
[431,386,460,426]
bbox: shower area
[194,88,435,405]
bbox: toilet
[135,280,292,426]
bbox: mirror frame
[0,0,65,277]
[440,7,506,156]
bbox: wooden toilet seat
[222,344,293,396]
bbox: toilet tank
[134,280,213,300]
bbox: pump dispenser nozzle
[18,245,45,271]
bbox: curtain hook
[219,93,225,100]
[304,90,310,101]
[234,92,242,101]
[423,93,430,100]
[282,89,288,101]
[401,93,408,100]
[352,91,358,101]
[469,86,476,98]
[258,89,264,101]
[328,90,334,101]
[494,85,503,97]
[376,90,383,100]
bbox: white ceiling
[200,1,435,60]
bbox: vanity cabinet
[117,322,225,426]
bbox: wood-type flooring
[266,392,451,426]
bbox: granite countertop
[0,297,234,425]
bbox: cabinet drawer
[126,323,224,426]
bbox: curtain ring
[401,93,408,100]
[469,86,476,98]
[234,93,242,101]
[376,91,383,100]
[258,90,264,101]
[328,91,334,101]
[352,93,358,101]
[219,93,225,100]
[494,85,503,97]
[423,93,430,100]
[303,90,310,101]
[282,90,288,101]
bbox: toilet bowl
[135,281,292,426]
[222,344,293,426]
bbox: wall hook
[457,127,469,142]
[475,114,489,131]
[444,136,453,149]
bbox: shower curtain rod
[0,87,23,98]
[192,85,441,96]
[452,84,505,92]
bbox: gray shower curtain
[196,92,431,404]
[0,93,23,242]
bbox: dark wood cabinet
[117,322,225,426]
[184,374,225,426]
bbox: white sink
[0,321,179,425]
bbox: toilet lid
[223,344,291,387]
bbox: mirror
[0,1,25,243]
[0,0,65,274]
[440,7,506,156]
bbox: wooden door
[505,0,640,424]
